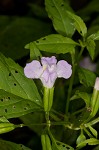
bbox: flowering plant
[0,0,99,150]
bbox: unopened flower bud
[94,77,99,91]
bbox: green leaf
[52,140,74,150]
[25,42,42,60]
[49,130,74,150]
[0,53,42,118]
[0,17,52,60]
[0,90,41,119]
[28,34,78,54]
[0,139,31,150]
[78,67,96,87]
[86,38,96,60]
[88,125,98,138]
[88,30,99,41]
[71,91,91,107]
[45,0,75,37]
[67,11,87,37]
[76,132,86,145]
[77,138,99,148]
[0,116,9,123]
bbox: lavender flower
[80,56,97,72]
[24,56,72,88]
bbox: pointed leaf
[67,11,87,37]
[45,0,75,37]
[76,133,86,145]
[25,42,42,60]
[29,34,78,54]
[78,67,96,87]
[77,138,99,148]
[88,125,98,138]
[86,38,96,60]
[0,53,42,103]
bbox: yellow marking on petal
[40,65,48,78]
[43,65,47,71]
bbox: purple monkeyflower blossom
[24,56,72,88]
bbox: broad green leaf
[0,139,31,150]
[86,38,96,60]
[88,125,98,138]
[0,17,52,60]
[67,11,87,37]
[0,53,42,118]
[77,138,99,148]
[27,34,78,54]
[88,31,99,41]
[45,0,75,37]
[78,67,96,87]
[0,90,41,119]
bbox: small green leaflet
[0,53,42,118]
[86,38,96,60]
[67,11,87,37]
[25,42,42,60]
[27,34,79,55]
[45,0,75,37]
[78,67,96,87]
[88,125,98,138]
[76,132,86,145]
[77,138,99,148]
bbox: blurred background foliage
[0,0,99,150]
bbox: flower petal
[41,56,57,66]
[40,69,57,88]
[57,60,72,79]
[24,60,43,78]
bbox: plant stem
[65,45,85,116]
[77,46,84,63]
[65,54,76,115]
